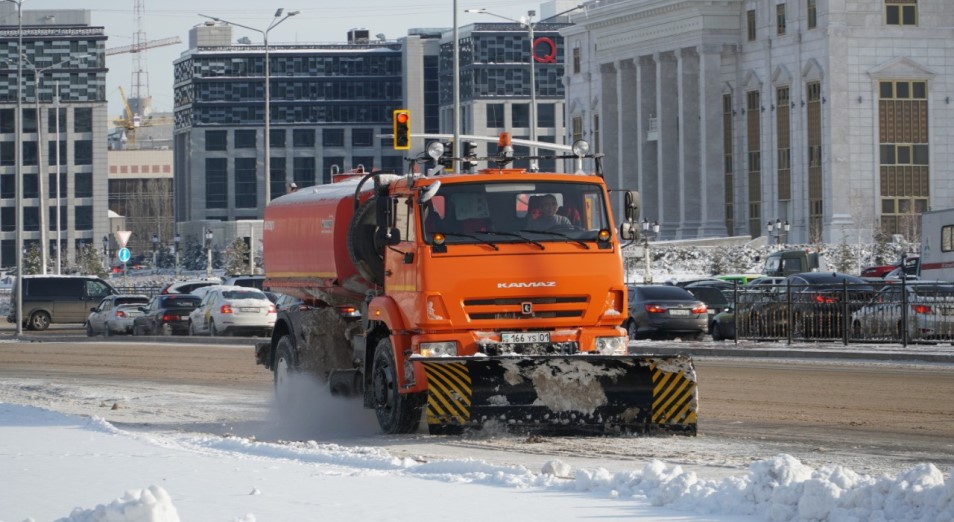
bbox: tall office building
[0,5,108,268]
[172,24,406,244]
[565,0,954,243]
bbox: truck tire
[29,311,50,331]
[273,335,299,418]
[371,338,424,434]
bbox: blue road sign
[118,247,131,263]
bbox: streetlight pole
[205,228,214,278]
[54,81,60,274]
[174,233,181,274]
[466,5,584,171]
[199,9,300,208]
[6,0,25,336]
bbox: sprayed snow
[497,359,630,414]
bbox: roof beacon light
[498,132,514,157]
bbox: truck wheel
[371,338,424,434]
[86,322,95,337]
[273,335,299,417]
[29,311,50,331]
[626,320,638,340]
[711,323,723,341]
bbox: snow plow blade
[418,355,697,435]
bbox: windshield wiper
[435,232,499,250]
[477,230,545,250]
[519,229,590,249]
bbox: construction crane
[106,0,183,121]
[105,36,181,57]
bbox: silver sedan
[86,294,150,336]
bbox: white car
[86,294,150,336]
[188,285,276,337]
[851,281,954,341]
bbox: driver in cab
[526,194,571,230]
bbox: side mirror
[619,221,637,241]
[624,191,640,223]
[387,227,402,245]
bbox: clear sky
[34,0,557,122]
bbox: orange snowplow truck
[256,133,697,435]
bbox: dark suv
[7,275,115,330]
[132,294,202,335]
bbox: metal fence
[729,279,954,345]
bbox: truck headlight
[594,336,628,355]
[420,341,458,357]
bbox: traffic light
[461,141,478,170]
[438,141,454,169]
[393,109,410,150]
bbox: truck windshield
[421,181,610,245]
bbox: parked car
[861,255,919,279]
[222,275,265,290]
[625,285,707,340]
[748,272,877,338]
[272,292,310,312]
[708,277,787,340]
[851,281,954,341]
[132,294,203,336]
[715,273,763,285]
[684,283,732,334]
[85,294,150,336]
[159,278,222,295]
[6,275,116,330]
[188,285,276,337]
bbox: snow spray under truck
[255,133,698,435]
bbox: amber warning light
[393,109,410,150]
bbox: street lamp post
[767,219,790,246]
[199,9,300,208]
[54,82,61,274]
[641,219,660,284]
[174,234,181,274]
[205,228,214,278]
[151,233,159,267]
[6,0,25,336]
[466,5,584,171]
[102,236,109,267]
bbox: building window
[592,114,600,154]
[74,206,93,231]
[351,128,373,147]
[486,104,505,128]
[74,172,92,198]
[22,108,36,133]
[293,129,315,147]
[572,45,581,75]
[270,157,286,199]
[0,141,13,166]
[270,128,286,148]
[74,140,93,165]
[776,87,791,201]
[807,0,817,29]
[879,80,928,239]
[512,104,530,128]
[723,93,735,235]
[806,81,823,241]
[234,157,257,208]
[0,206,12,231]
[942,225,953,253]
[538,104,555,128]
[293,157,316,187]
[205,158,228,209]
[571,116,583,143]
[776,3,787,35]
[322,128,344,147]
[47,107,65,133]
[73,108,93,133]
[747,9,756,41]
[0,109,13,134]
[205,130,227,151]
[234,129,256,149]
[885,0,917,26]
[23,141,37,166]
[746,90,761,238]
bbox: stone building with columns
[563,0,954,244]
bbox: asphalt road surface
[1,335,953,478]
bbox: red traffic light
[396,111,409,124]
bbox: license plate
[240,307,259,312]
[501,332,550,344]
[669,309,690,316]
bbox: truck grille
[464,296,587,321]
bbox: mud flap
[419,355,697,435]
